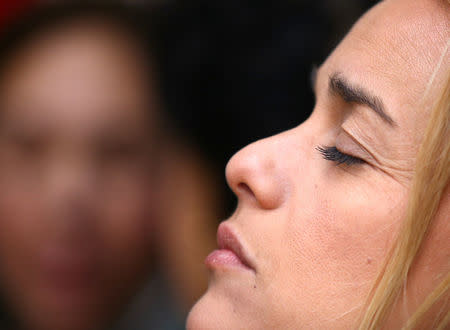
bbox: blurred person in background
[0,2,219,329]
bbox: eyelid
[335,129,376,164]
[317,146,364,166]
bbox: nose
[225,136,288,210]
[45,158,96,231]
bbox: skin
[187,0,449,329]
[0,21,162,330]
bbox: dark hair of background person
[0,1,163,102]
[0,2,163,327]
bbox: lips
[205,222,255,272]
[38,248,100,291]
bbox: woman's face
[0,22,160,330]
[188,0,449,329]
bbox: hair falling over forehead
[358,66,450,329]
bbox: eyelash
[316,146,365,166]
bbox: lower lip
[205,249,252,271]
[39,262,97,291]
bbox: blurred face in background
[0,19,160,330]
[188,0,449,329]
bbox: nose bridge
[45,154,96,216]
[38,157,99,245]
[225,132,290,210]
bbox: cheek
[0,172,156,286]
[276,179,407,325]
[0,182,48,314]
[0,179,46,258]
[98,180,157,266]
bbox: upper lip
[217,222,255,272]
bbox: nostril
[237,182,255,199]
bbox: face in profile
[0,20,160,330]
[187,0,449,328]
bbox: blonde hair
[358,69,450,329]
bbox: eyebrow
[328,72,396,126]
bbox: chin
[186,295,213,330]
[187,281,271,330]
[187,292,241,330]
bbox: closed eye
[316,146,365,166]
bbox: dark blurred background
[0,1,376,329]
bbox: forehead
[2,20,148,86]
[0,21,156,127]
[320,0,449,120]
